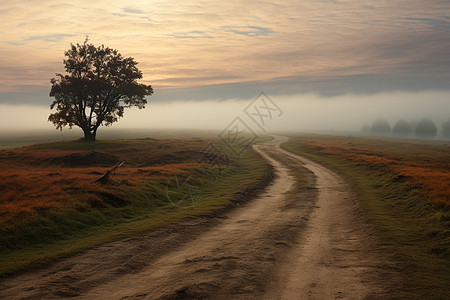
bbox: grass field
[282,133,450,299]
[0,135,273,277]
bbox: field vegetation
[0,136,272,277]
[282,134,450,298]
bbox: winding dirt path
[264,146,391,299]
[0,136,396,299]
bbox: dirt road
[0,136,396,299]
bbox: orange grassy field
[0,138,209,226]
[0,135,271,277]
[295,136,450,207]
[283,134,450,298]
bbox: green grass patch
[29,139,139,150]
[282,134,450,299]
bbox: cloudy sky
[0,0,449,132]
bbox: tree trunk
[82,128,96,141]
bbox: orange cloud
[0,0,449,103]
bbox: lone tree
[49,38,153,141]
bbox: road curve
[0,136,392,299]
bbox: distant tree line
[361,118,450,139]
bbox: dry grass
[0,135,273,277]
[282,134,450,298]
[0,138,209,225]
[298,137,450,207]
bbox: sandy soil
[0,136,399,299]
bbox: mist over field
[1,0,449,142]
[1,90,450,139]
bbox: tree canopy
[414,118,437,138]
[49,38,153,141]
[392,119,413,136]
[443,119,450,138]
[371,118,391,135]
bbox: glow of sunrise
[0,0,449,132]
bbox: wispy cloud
[403,17,450,32]
[172,26,273,39]
[25,34,76,42]
[112,7,152,22]
[0,0,449,105]
[221,26,274,37]
[173,31,213,39]
[123,7,144,14]
[1,41,24,46]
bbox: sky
[0,0,449,133]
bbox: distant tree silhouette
[371,118,391,135]
[360,124,371,133]
[392,119,413,136]
[414,118,437,138]
[48,38,153,141]
[442,119,450,138]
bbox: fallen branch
[95,161,125,184]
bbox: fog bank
[1,90,449,135]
